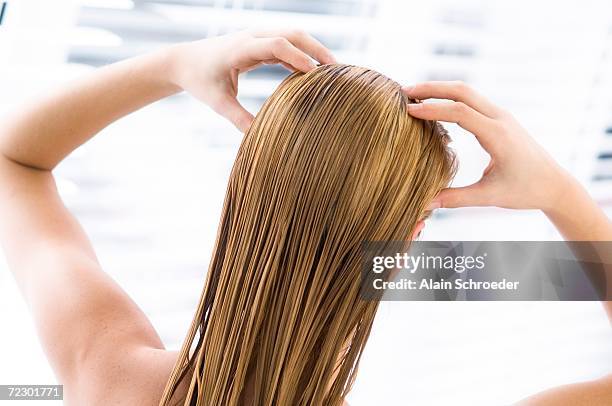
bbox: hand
[167,30,337,132]
[403,81,571,212]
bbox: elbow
[0,148,55,172]
[0,131,55,172]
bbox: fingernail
[402,85,414,94]
[427,201,441,210]
[407,103,423,111]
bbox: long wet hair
[160,64,456,406]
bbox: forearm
[543,175,612,320]
[0,47,181,171]
[543,176,612,241]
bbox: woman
[160,63,455,405]
[0,30,610,405]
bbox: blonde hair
[160,64,455,406]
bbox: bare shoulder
[65,348,180,406]
[515,374,612,406]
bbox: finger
[241,37,317,73]
[241,61,263,73]
[260,59,296,72]
[280,62,297,72]
[214,95,254,133]
[406,101,498,147]
[433,183,491,209]
[403,81,501,118]
[268,37,318,72]
[255,29,337,64]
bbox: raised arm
[403,81,612,405]
[1,30,335,170]
[404,82,612,312]
[0,30,335,400]
[403,81,612,242]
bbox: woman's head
[161,64,455,405]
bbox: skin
[404,82,612,404]
[0,30,336,405]
[0,30,609,404]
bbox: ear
[411,220,425,240]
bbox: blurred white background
[0,0,611,405]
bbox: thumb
[433,182,490,209]
[216,95,255,133]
